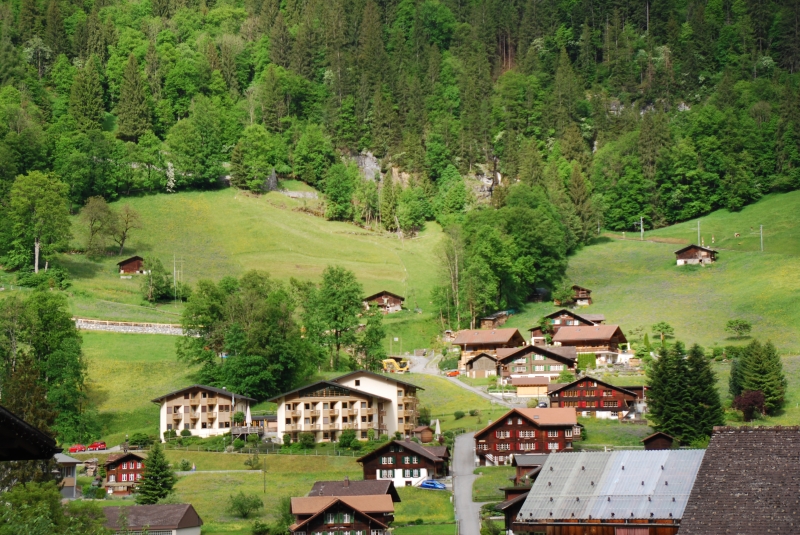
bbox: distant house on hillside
[117,255,144,274]
[357,439,449,486]
[104,452,146,495]
[555,285,593,306]
[480,310,510,329]
[675,244,717,265]
[363,291,404,314]
[642,431,675,450]
[289,497,390,535]
[548,376,648,419]
[104,504,203,534]
[529,309,607,344]
[496,345,577,383]
[551,325,629,363]
[463,352,498,379]
[55,453,82,499]
[309,479,401,502]
[453,328,526,370]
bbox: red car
[446,370,460,377]
[87,441,107,451]
[68,444,86,453]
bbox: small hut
[117,256,145,274]
[641,431,675,450]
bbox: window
[137,462,142,469]
[550,365,563,371]
[404,469,411,477]
[201,422,207,429]
[285,418,292,425]
[518,443,536,451]
[506,418,513,425]
[477,444,488,451]
[380,469,393,478]
[398,390,403,397]
[381,456,394,465]
[548,430,559,437]
[122,473,127,482]
[412,456,419,464]
[552,319,562,325]
[361,402,367,408]
[398,404,404,410]
[166,424,172,430]
[587,401,597,408]
[202,392,207,398]
[325,513,336,524]
[604,401,619,408]
[184,393,189,399]
[611,412,619,417]
[323,432,330,440]
[534,354,545,360]
[136,473,142,480]
[586,390,596,397]
[495,430,510,439]
[514,366,527,372]
[402,456,410,464]
[518,430,535,438]
[224,422,230,428]
[361,431,368,439]
[361,416,367,422]
[355,380,361,386]
[122,462,128,469]
[534,365,545,371]
[565,429,573,438]
[603,390,614,397]
[548,442,560,450]
[589,381,597,387]
[109,475,116,483]
[563,401,578,407]
[413,469,420,477]
[517,418,523,425]
[398,418,404,424]
[496,443,510,451]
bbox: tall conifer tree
[69,61,105,132]
[135,441,175,504]
[740,340,787,415]
[685,343,725,442]
[380,173,397,231]
[44,0,67,56]
[269,12,291,68]
[117,54,151,142]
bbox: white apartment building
[152,385,256,441]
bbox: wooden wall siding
[675,248,715,261]
[500,356,571,378]
[476,419,573,465]
[643,436,674,450]
[290,503,387,535]
[469,356,497,371]
[550,381,637,413]
[361,446,445,480]
[548,314,594,334]
[118,257,144,273]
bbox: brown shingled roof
[510,377,550,386]
[552,325,626,343]
[475,408,577,439]
[309,479,400,502]
[679,426,800,535]
[452,328,523,345]
[104,504,202,531]
[291,494,394,515]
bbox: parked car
[419,479,446,490]
[87,441,107,451]
[446,370,460,377]
[68,444,86,453]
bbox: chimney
[344,476,349,487]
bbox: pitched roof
[571,284,591,292]
[357,440,448,464]
[674,244,716,254]
[105,452,146,466]
[425,445,450,459]
[55,453,82,465]
[542,309,603,325]
[552,325,627,344]
[413,425,433,432]
[580,314,606,323]
[116,255,143,265]
[291,494,395,515]
[104,504,203,531]
[363,290,405,302]
[289,498,388,531]
[496,491,530,511]
[516,450,705,522]
[0,405,61,461]
[496,345,577,363]
[452,328,524,346]
[475,408,577,439]
[464,352,497,366]
[151,384,256,403]
[511,377,550,386]
[547,376,641,398]
[481,310,509,320]
[512,454,550,468]
[641,432,675,444]
[679,426,800,534]
[332,370,423,392]
[309,479,401,502]
[266,379,392,403]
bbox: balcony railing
[321,423,335,431]
[323,409,339,417]
[308,410,321,417]
[401,396,417,405]
[171,412,182,420]
[285,424,298,431]
[364,408,376,415]
[232,426,263,435]
[403,423,415,431]
[189,412,200,419]
[379,410,387,417]
[286,410,301,418]
[402,410,417,418]
[305,424,321,431]
[341,423,355,430]
[341,408,357,417]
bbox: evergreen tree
[18,0,42,43]
[135,441,176,504]
[568,161,595,244]
[739,340,787,415]
[117,54,151,142]
[44,0,67,56]
[685,344,725,442]
[357,0,385,93]
[646,342,693,443]
[69,62,105,132]
[290,6,317,80]
[269,12,291,68]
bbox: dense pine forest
[1,0,799,320]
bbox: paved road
[454,432,484,535]
[410,354,516,409]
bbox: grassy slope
[504,192,800,354]
[472,466,514,501]
[61,188,443,352]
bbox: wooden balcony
[379,410,387,417]
[364,408,376,416]
[189,412,200,419]
[341,423,355,430]
[286,410,301,418]
[401,396,417,405]
[403,423,415,431]
[285,424,298,431]
[321,423,335,431]
[232,426,263,435]
[402,410,417,418]
[171,412,182,420]
[323,409,339,417]
[341,408,357,417]
[308,410,321,417]
[207,412,216,420]
[305,424,321,431]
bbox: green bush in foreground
[227,491,264,519]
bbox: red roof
[475,407,577,439]
[552,325,626,343]
[452,328,524,345]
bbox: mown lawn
[395,486,454,524]
[472,466,514,501]
[394,524,457,534]
[578,417,653,448]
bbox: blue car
[419,479,446,490]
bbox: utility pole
[760,225,763,252]
[640,216,644,241]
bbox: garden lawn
[577,418,653,449]
[472,466,514,501]
[395,486,454,524]
[394,524,457,534]
[82,331,189,445]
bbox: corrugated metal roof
[516,450,705,522]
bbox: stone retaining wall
[74,318,184,336]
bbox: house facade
[153,385,256,442]
[270,371,422,444]
[529,309,605,345]
[104,504,203,535]
[496,345,577,383]
[480,311,509,329]
[358,439,449,487]
[454,328,526,369]
[117,256,145,274]
[510,377,550,397]
[463,352,498,378]
[291,495,395,528]
[105,452,145,495]
[473,408,579,466]
[512,450,705,534]
[289,498,389,535]
[548,377,647,419]
[674,244,717,265]
[55,453,82,499]
[363,291,404,314]
[551,324,630,363]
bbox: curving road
[454,432,485,535]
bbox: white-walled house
[152,385,256,441]
[357,439,450,487]
[268,370,423,444]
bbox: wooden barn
[571,285,593,305]
[480,310,510,329]
[412,425,434,443]
[642,431,675,450]
[363,291,405,314]
[674,244,717,265]
[511,376,550,397]
[117,256,144,274]
[463,352,498,378]
[512,449,706,534]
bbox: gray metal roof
[516,450,705,522]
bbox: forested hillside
[0,0,799,325]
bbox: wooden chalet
[642,431,675,450]
[529,309,605,345]
[548,377,647,419]
[551,324,629,360]
[104,504,203,534]
[473,408,579,466]
[510,377,550,397]
[555,285,593,306]
[680,426,800,535]
[291,494,395,527]
[357,439,449,486]
[454,328,526,369]
[674,244,717,266]
[480,310,510,329]
[412,425,434,443]
[117,255,144,274]
[105,452,146,495]
[512,450,705,534]
[363,291,404,314]
[495,345,577,383]
[0,405,62,461]
[463,352,498,378]
[309,479,401,503]
[289,497,389,535]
